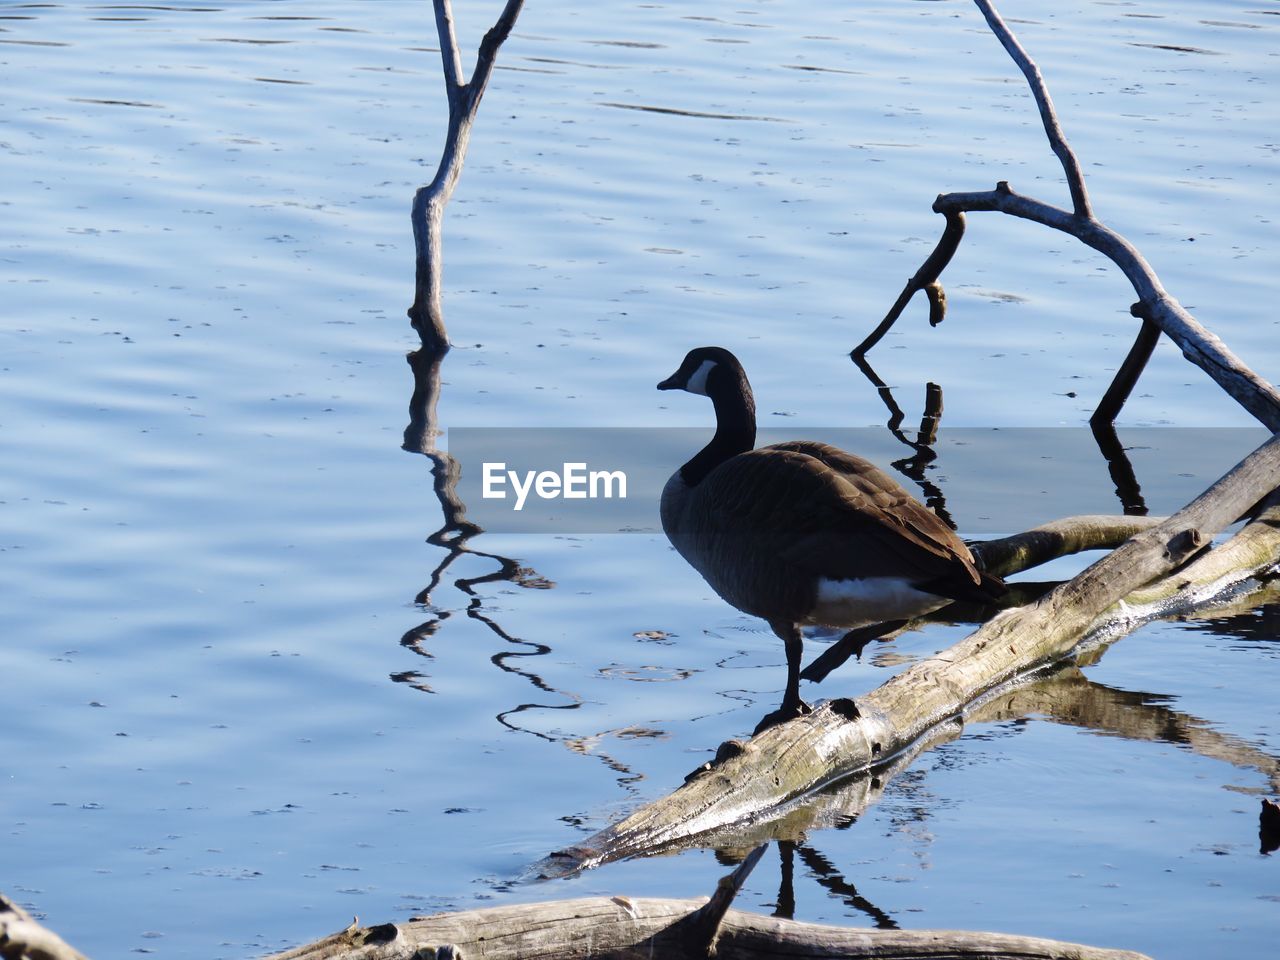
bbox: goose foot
[753,699,812,735]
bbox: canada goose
[658,346,1005,732]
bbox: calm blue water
[2,1,1277,957]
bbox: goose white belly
[806,576,951,628]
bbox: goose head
[657,346,746,398]
[658,346,757,486]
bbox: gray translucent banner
[445,427,1270,534]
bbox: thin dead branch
[854,209,965,357]
[409,0,525,351]
[973,0,1091,219]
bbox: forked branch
[409,0,526,351]
[858,0,1280,430]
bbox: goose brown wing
[700,441,982,587]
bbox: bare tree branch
[1091,313,1162,429]
[931,183,1280,429]
[853,209,964,357]
[409,0,526,351]
[858,1,1280,430]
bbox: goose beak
[657,373,681,391]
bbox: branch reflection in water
[807,356,1156,681]
[401,345,653,793]
[848,353,1152,522]
[851,353,955,528]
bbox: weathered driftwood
[855,0,1280,432]
[1081,492,1280,647]
[0,892,88,960]
[408,0,524,352]
[536,432,1280,874]
[263,852,1149,960]
[677,642,1280,857]
[263,901,1150,960]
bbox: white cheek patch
[684,359,716,396]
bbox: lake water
[2,1,1277,957]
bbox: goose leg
[799,619,908,683]
[754,621,812,735]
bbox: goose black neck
[681,364,756,486]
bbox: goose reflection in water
[658,347,1005,732]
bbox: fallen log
[262,852,1150,960]
[263,902,1151,960]
[535,432,1280,875]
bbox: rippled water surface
[3,1,1278,957]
